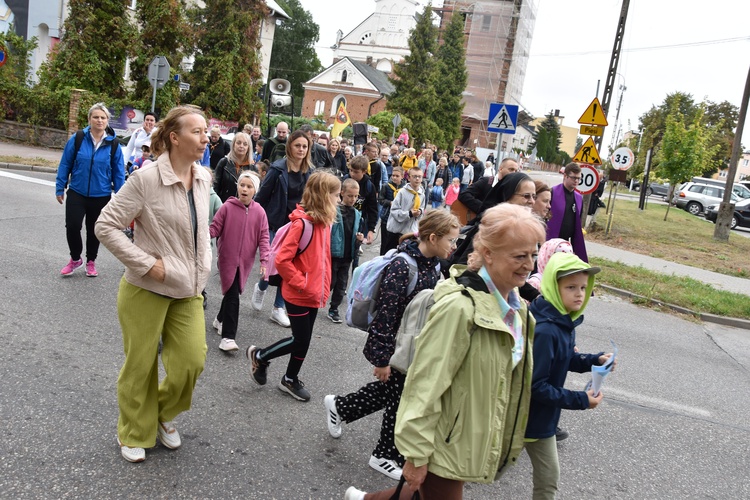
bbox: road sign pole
[496,132,503,164]
[151,84,157,113]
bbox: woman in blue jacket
[56,103,125,278]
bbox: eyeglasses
[515,193,537,201]
[566,175,582,182]
[447,237,459,246]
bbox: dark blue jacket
[526,296,602,439]
[254,158,310,232]
[55,126,125,198]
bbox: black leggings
[65,190,110,262]
[217,269,241,340]
[258,300,317,380]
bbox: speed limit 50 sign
[576,165,600,195]
[611,147,634,170]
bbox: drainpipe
[367,94,385,118]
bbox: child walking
[328,179,365,323]
[323,210,460,480]
[209,171,270,352]
[429,177,445,209]
[386,166,425,244]
[444,177,461,209]
[246,171,340,402]
[525,252,615,499]
[378,167,404,255]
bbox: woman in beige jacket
[95,106,212,463]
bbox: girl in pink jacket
[210,171,270,352]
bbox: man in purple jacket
[547,163,588,262]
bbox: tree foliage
[38,0,136,97]
[630,92,738,180]
[130,0,193,113]
[366,111,414,142]
[387,4,440,149]
[268,0,322,115]
[432,12,466,147]
[530,112,564,164]
[187,0,265,122]
[656,102,719,220]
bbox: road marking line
[0,170,56,187]
[606,386,711,417]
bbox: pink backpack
[265,219,314,286]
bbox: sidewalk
[0,139,64,163]
[587,241,750,297]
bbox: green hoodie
[540,252,597,321]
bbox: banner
[331,102,351,139]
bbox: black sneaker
[246,346,270,385]
[278,376,311,402]
[555,426,569,441]
[328,310,342,324]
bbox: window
[482,14,491,32]
[331,95,347,117]
[341,70,348,83]
[704,187,721,198]
[688,185,703,193]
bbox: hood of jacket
[288,204,312,224]
[540,252,596,321]
[396,238,439,270]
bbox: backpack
[390,277,479,374]
[345,249,419,331]
[268,138,287,164]
[264,218,314,287]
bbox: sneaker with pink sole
[85,260,98,277]
[60,259,83,276]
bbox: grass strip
[591,256,750,319]
[0,155,59,168]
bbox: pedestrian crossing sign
[487,103,518,134]
[572,137,602,165]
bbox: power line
[531,36,750,58]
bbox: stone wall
[0,120,69,149]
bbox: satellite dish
[269,79,291,95]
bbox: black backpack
[268,138,287,164]
[72,128,120,173]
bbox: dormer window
[341,70,348,82]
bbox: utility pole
[609,84,626,153]
[714,65,750,242]
[596,0,630,151]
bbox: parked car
[705,198,750,230]
[691,177,750,200]
[673,182,738,215]
[630,180,671,198]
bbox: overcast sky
[299,0,750,155]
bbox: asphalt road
[1,170,749,499]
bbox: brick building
[301,57,394,128]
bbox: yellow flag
[331,102,351,139]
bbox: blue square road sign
[487,103,518,135]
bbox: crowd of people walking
[55,107,614,499]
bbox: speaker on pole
[269,79,291,95]
[353,122,368,145]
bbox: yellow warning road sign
[578,97,609,126]
[580,125,603,136]
[572,137,602,165]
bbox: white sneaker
[271,307,290,327]
[251,283,266,310]
[117,437,145,463]
[219,338,239,352]
[157,421,181,450]
[368,455,402,480]
[324,395,342,438]
[344,486,366,500]
[212,317,222,336]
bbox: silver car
[673,182,738,216]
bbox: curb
[598,284,750,331]
[0,162,57,174]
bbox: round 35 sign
[576,164,600,195]
[611,146,634,170]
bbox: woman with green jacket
[345,203,545,500]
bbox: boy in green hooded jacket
[525,252,615,500]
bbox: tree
[703,100,740,177]
[657,103,719,221]
[129,0,193,112]
[38,0,136,97]
[268,0,323,116]
[530,112,563,163]
[433,11,467,147]
[187,0,265,122]
[387,3,440,149]
[366,111,413,142]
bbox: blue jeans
[257,229,285,309]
